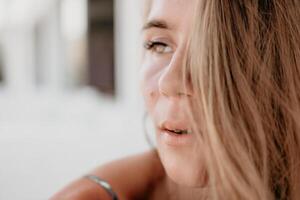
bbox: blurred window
[87,0,115,95]
[34,19,47,86]
[0,45,3,83]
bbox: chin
[156,143,207,188]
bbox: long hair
[143,0,300,199]
[184,0,300,199]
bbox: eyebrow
[142,19,170,31]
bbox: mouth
[163,128,192,135]
[157,121,193,146]
[160,121,192,135]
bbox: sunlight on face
[140,0,207,187]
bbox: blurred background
[0,0,151,199]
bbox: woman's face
[140,0,206,187]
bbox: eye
[144,41,173,54]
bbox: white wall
[0,0,149,199]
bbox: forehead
[147,0,195,31]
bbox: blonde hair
[185,0,300,199]
[143,0,300,199]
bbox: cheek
[140,62,160,113]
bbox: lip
[157,121,193,146]
[157,128,193,146]
[160,121,190,132]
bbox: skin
[50,0,207,199]
[50,150,165,200]
[140,0,206,188]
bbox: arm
[49,149,165,200]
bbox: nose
[158,50,193,98]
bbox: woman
[50,0,300,199]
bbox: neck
[164,176,208,200]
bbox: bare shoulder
[50,149,164,200]
[49,176,114,200]
[146,176,170,200]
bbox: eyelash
[143,40,172,54]
[144,41,166,49]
